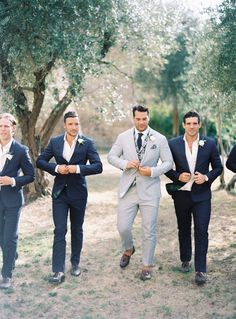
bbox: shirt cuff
[55,165,59,173]
[11,178,16,187]
[205,175,209,182]
[151,168,154,177]
[76,165,80,174]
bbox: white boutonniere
[6,152,13,160]
[198,139,206,147]
[149,135,155,142]
[78,138,85,145]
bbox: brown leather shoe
[140,268,151,281]
[180,261,191,273]
[120,246,135,268]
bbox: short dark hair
[183,111,201,124]
[64,111,79,123]
[132,105,149,117]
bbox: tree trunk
[172,97,179,137]
[226,174,236,193]
[216,104,226,189]
[0,55,76,199]
[24,88,73,197]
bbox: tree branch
[99,60,134,80]
[39,86,75,149]
[29,58,57,131]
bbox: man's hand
[139,166,151,176]
[126,160,140,169]
[57,165,69,175]
[67,165,77,174]
[178,172,191,183]
[193,171,205,184]
[0,176,14,186]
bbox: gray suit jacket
[107,127,173,201]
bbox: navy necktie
[137,133,143,150]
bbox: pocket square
[165,183,182,195]
[52,189,63,199]
[150,145,157,149]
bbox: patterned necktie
[137,133,143,150]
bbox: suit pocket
[165,183,182,195]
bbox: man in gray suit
[108,105,173,280]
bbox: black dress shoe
[120,246,135,268]
[48,272,65,284]
[71,265,81,277]
[180,261,191,273]
[195,272,207,285]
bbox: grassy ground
[0,157,235,319]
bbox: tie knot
[138,133,143,137]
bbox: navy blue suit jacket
[226,144,236,173]
[166,135,223,201]
[0,140,35,207]
[36,135,103,199]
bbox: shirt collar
[183,133,199,144]
[134,126,150,137]
[64,133,79,145]
[0,138,13,152]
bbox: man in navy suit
[36,111,102,284]
[0,113,34,289]
[166,111,222,285]
[226,144,236,173]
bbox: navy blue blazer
[166,135,223,201]
[226,144,236,173]
[0,140,35,207]
[36,135,103,199]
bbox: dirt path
[0,156,235,319]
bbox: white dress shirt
[180,134,199,191]
[55,134,80,174]
[0,138,15,186]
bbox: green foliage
[149,106,217,139]
[215,0,236,93]
[183,0,236,147]
[153,33,190,102]
[0,0,118,92]
[149,106,183,139]
[134,16,196,104]
[149,107,173,139]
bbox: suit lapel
[69,140,80,163]
[195,135,205,170]
[130,129,139,161]
[68,135,86,163]
[57,135,67,162]
[140,129,153,164]
[1,140,15,174]
[179,137,191,172]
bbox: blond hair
[0,113,17,125]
